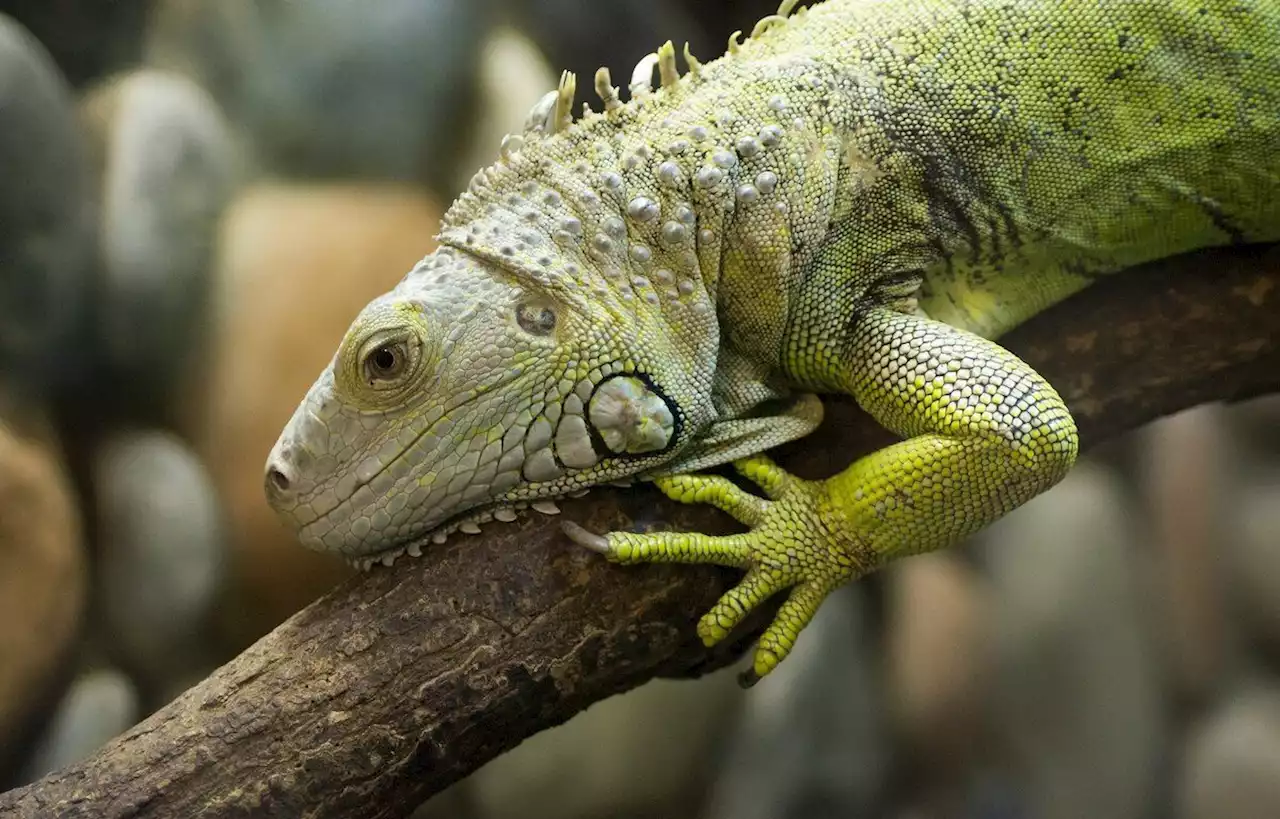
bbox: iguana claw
[561,520,611,553]
[565,455,868,686]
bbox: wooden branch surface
[2,244,1277,818]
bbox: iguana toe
[567,456,867,685]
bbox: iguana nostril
[267,465,292,494]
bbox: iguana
[264,0,1279,685]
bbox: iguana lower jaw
[335,496,580,572]
[263,246,717,561]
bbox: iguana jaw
[334,489,610,571]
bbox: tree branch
[2,244,1277,819]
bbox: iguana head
[264,73,729,565]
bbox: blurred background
[1,1,1279,817]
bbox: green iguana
[264,0,1279,685]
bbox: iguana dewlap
[265,0,1279,685]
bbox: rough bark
[2,244,1277,818]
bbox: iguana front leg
[565,307,1079,686]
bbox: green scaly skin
[264,0,1280,686]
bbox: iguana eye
[516,303,556,335]
[364,342,408,382]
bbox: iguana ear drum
[587,374,678,456]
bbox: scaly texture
[265,0,1279,683]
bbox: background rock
[0,410,85,774]
[0,13,96,397]
[441,671,743,819]
[1226,475,1280,663]
[18,668,139,782]
[1181,684,1280,819]
[0,1,156,87]
[980,458,1169,819]
[144,0,496,196]
[702,585,892,819]
[1138,406,1235,708]
[886,552,992,783]
[80,69,241,415]
[93,429,228,703]
[1225,394,1280,459]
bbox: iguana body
[265,0,1280,684]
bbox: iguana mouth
[343,493,583,571]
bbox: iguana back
[700,0,1280,338]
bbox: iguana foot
[563,455,871,687]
